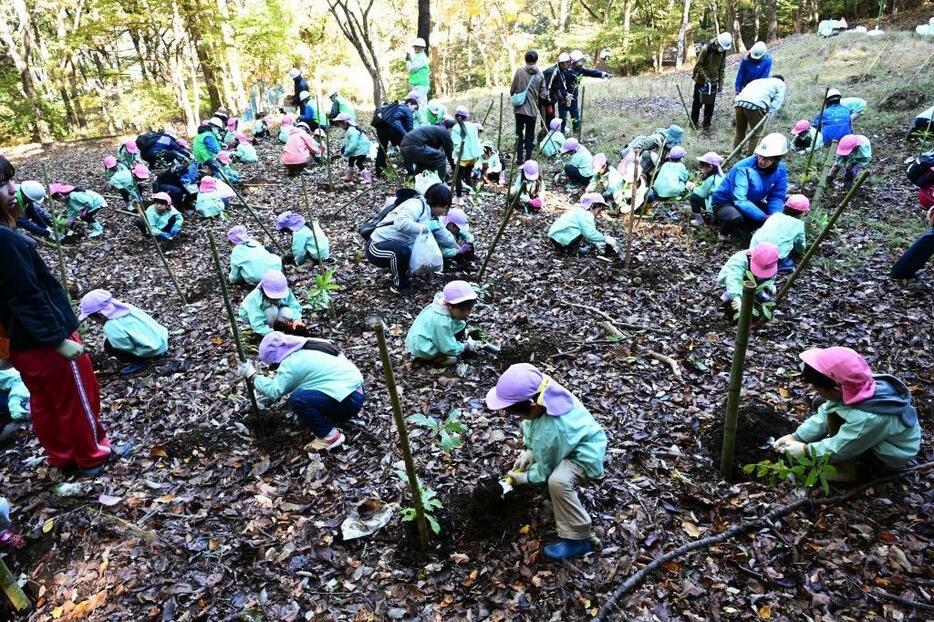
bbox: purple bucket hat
[276,211,307,231]
[443,208,468,229]
[442,280,477,305]
[79,289,132,321]
[259,331,307,365]
[260,270,289,299]
[485,363,575,416]
[549,118,563,131]
[522,160,540,181]
[227,225,251,245]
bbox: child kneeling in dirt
[276,211,330,265]
[234,134,258,163]
[103,156,145,206]
[437,208,475,270]
[772,347,921,481]
[50,183,107,238]
[647,146,694,210]
[405,281,492,366]
[476,143,503,188]
[688,152,724,226]
[716,242,779,314]
[540,118,566,158]
[227,225,283,286]
[486,363,607,560]
[79,289,169,374]
[134,192,183,242]
[195,176,227,218]
[509,160,545,212]
[827,134,871,188]
[548,192,619,255]
[239,270,304,337]
[750,194,809,273]
[586,153,625,212]
[236,331,364,451]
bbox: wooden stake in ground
[367,315,430,550]
[534,126,558,158]
[636,138,668,228]
[329,184,371,218]
[480,99,496,127]
[722,114,770,168]
[809,139,839,212]
[803,88,831,181]
[300,176,337,319]
[496,92,504,155]
[133,202,188,305]
[0,557,30,613]
[578,85,586,138]
[478,157,521,282]
[315,94,333,188]
[41,164,71,303]
[218,171,288,256]
[675,84,697,132]
[720,281,755,480]
[624,149,641,271]
[206,232,262,423]
[776,171,868,303]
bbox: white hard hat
[749,41,767,59]
[20,180,46,203]
[207,117,224,129]
[557,52,571,63]
[163,125,179,139]
[754,133,789,158]
[717,32,733,50]
[299,90,311,102]
[826,88,842,98]
[288,68,301,79]
[569,50,585,62]
[412,37,426,48]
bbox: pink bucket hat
[133,163,150,179]
[259,331,307,365]
[443,208,468,229]
[580,192,607,209]
[227,118,237,129]
[442,280,477,305]
[697,151,724,168]
[549,118,563,131]
[281,115,294,126]
[78,289,132,321]
[151,191,173,205]
[560,138,580,154]
[217,151,232,164]
[748,243,779,279]
[124,140,139,154]
[226,225,251,244]
[791,120,811,136]
[836,134,864,156]
[236,133,250,143]
[785,194,810,214]
[49,183,75,195]
[592,153,608,171]
[799,347,876,404]
[522,160,540,181]
[454,105,469,118]
[485,363,574,416]
[199,176,217,192]
[260,270,289,299]
[276,211,306,231]
[103,155,118,169]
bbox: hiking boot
[79,442,134,477]
[543,537,592,560]
[310,429,345,451]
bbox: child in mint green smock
[275,211,330,264]
[405,280,479,366]
[79,289,169,373]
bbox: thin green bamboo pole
[300,176,336,319]
[133,202,188,305]
[578,85,586,138]
[217,170,288,256]
[810,140,839,212]
[0,558,30,612]
[719,281,755,480]
[496,93,504,155]
[722,114,770,168]
[675,85,697,132]
[41,164,71,303]
[802,88,831,181]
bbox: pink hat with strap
[124,140,139,154]
[442,208,468,229]
[791,120,811,136]
[103,155,118,169]
[485,363,575,416]
[259,331,307,365]
[199,176,217,192]
[799,347,876,404]
[78,289,132,321]
[226,225,251,244]
[785,194,810,214]
[217,151,232,164]
[50,183,75,195]
[748,243,779,278]
[442,280,477,305]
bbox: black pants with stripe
[365,239,412,289]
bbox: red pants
[9,332,111,469]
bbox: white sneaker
[309,429,345,451]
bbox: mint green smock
[195,190,226,218]
[254,349,363,402]
[342,125,371,159]
[236,143,259,163]
[833,141,872,169]
[228,241,283,285]
[144,205,183,236]
[691,172,725,213]
[237,286,302,337]
[292,223,330,264]
[103,307,169,358]
[750,213,805,259]
[540,130,567,158]
[0,368,30,421]
[522,397,607,484]
[451,122,483,163]
[405,293,467,359]
[652,161,690,198]
[548,206,605,246]
[568,146,594,177]
[65,190,107,220]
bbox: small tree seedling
[744,452,837,495]
[394,469,443,534]
[407,409,469,453]
[306,268,340,311]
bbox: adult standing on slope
[406,38,431,107]
[288,67,309,108]
[692,32,732,132]
[735,41,772,94]
[510,50,545,164]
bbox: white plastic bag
[409,231,443,275]
[414,170,442,195]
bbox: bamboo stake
[329,184,371,217]
[720,281,755,480]
[855,43,889,86]
[636,138,668,228]
[624,150,641,271]
[803,88,831,181]
[0,557,30,613]
[722,114,770,168]
[480,99,496,127]
[206,232,262,424]
[496,92,504,155]
[375,141,405,186]
[315,93,333,188]
[478,157,521,282]
[300,176,336,319]
[578,85,586,137]
[41,164,71,303]
[133,202,187,305]
[217,170,288,256]
[534,127,558,158]
[776,171,868,304]
[675,85,697,132]
[367,316,429,550]
[809,140,839,212]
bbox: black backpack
[135,131,163,153]
[358,188,421,240]
[371,102,401,130]
[906,152,934,188]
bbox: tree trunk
[327,0,385,109]
[0,0,52,141]
[179,0,222,113]
[216,0,248,113]
[676,0,694,69]
[728,0,747,53]
[794,0,803,33]
[767,0,779,40]
[558,0,571,31]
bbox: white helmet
[288,68,301,80]
[20,180,46,203]
[412,37,426,48]
[569,49,585,62]
[299,90,311,102]
[749,41,767,59]
[717,32,733,50]
[754,133,789,158]
[557,52,571,63]
[826,88,842,99]
[207,117,224,129]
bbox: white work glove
[776,436,807,457]
[604,235,619,251]
[730,298,742,312]
[771,434,795,451]
[513,449,535,472]
[464,338,480,352]
[507,470,529,486]
[686,181,696,192]
[236,361,256,380]
[55,339,85,361]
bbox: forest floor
[1,29,933,622]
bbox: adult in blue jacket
[289,68,309,107]
[710,133,789,236]
[296,91,318,130]
[374,98,419,179]
[735,42,772,93]
[812,89,852,143]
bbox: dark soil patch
[164,426,239,457]
[496,334,560,370]
[879,88,927,112]
[700,403,796,482]
[185,275,220,303]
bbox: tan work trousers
[734,106,768,156]
[548,459,592,540]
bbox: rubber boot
[362,169,372,184]
[343,167,355,182]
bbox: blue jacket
[385,104,415,135]
[298,102,316,126]
[734,53,772,93]
[812,104,852,143]
[711,155,788,225]
[293,76,309,105]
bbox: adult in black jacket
[400,123,455,179]
[289,68,309,107]
[563,50,609,134]
[539,53,572,139]
[0,155,127,475]
[374,98,419,179]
